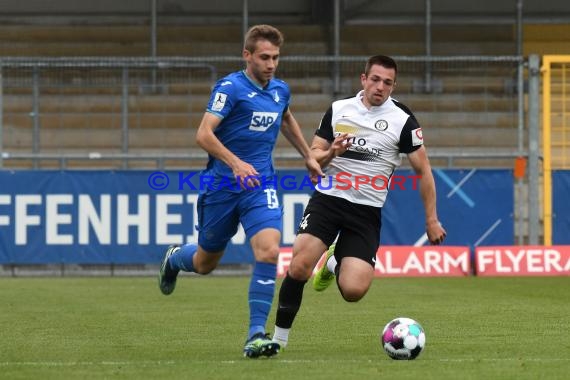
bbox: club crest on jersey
[212,92,227,112]
[249,112,279,132]
[412,128,423,146]
[374,119,389,131]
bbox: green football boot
[313,244,336,292]
[243,333,280,358]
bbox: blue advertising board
[0,169,514,264]
[382,169,514,248]
[553,170,570,244]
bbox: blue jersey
[201,70,290,192]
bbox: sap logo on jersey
[249,112,279,132]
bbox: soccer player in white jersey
[272,55,447,349]
[157,24,322,358]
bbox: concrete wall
[1,0,570,25]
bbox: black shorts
[297,191,381,267]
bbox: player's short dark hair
[364,55,398,78]
[244,24,284,53]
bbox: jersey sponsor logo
[339,149,382,162]
[212,92,227,112]
[412,128,423,146]
[249,112,279,132]
[339,136,384,161]
[335,123,359,135]
[375,120,389,131]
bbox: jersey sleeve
[206,78,236,119]
[399,117,423,154]
[315,106,334,142]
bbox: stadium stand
[523,24,570,55]
[5,0,570,170]
[1,23,521,168]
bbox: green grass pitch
[1,276,569,379]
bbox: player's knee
[255,245,280,264]
[287,257,314,281]
[339,283,369,302]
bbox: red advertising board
[374,246,471,277]
[475,246,570,276]
[277,246,471,277]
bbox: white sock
[272,326,290,348]
[326,254,337,273]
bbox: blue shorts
[196,188,283,252]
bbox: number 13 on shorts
[264,189,279,209]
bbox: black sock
[335,263,345,299]
[275,273,307,329]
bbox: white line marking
[447,169,477,198]
[474,218,502,246]
[414,233,429,247]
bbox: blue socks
[168,243,197,272]
[248,261,277,339]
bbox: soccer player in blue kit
[158,24,322,358]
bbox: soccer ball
[381,317,426,360]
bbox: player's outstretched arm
[407,146,447,245]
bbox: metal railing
[1,150,529,170]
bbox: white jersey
[315,91,423,207]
